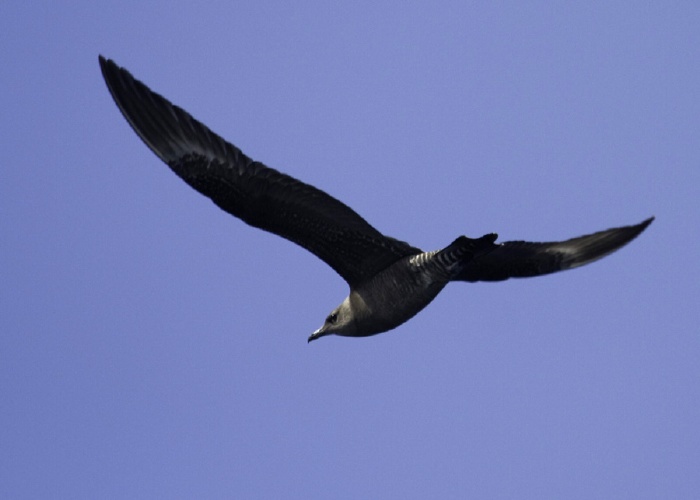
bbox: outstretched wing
[99,56,420,287]
[455,217,653,282]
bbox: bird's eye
[327,313,338,324]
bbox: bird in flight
[99,56,653,342]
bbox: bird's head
[308,297,357,342]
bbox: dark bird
[99,56,653,342]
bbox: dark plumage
[99,56,653,342]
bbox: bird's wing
[454,217,653,282]
[99,57,420,287]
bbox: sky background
[2,2,699,498]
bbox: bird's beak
[308,326,326,343]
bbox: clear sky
[2,2,698,498]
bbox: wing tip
[640,215,655,230]
[98,55,120,93]
[625,215,655,243]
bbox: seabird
[99,56,653,342]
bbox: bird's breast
[350,255,450,334]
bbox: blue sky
[2,2,699,498]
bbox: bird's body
[99,56,653,342]
[337,234,498,337]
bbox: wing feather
[455,217,653,282]
[100,56,419,286]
